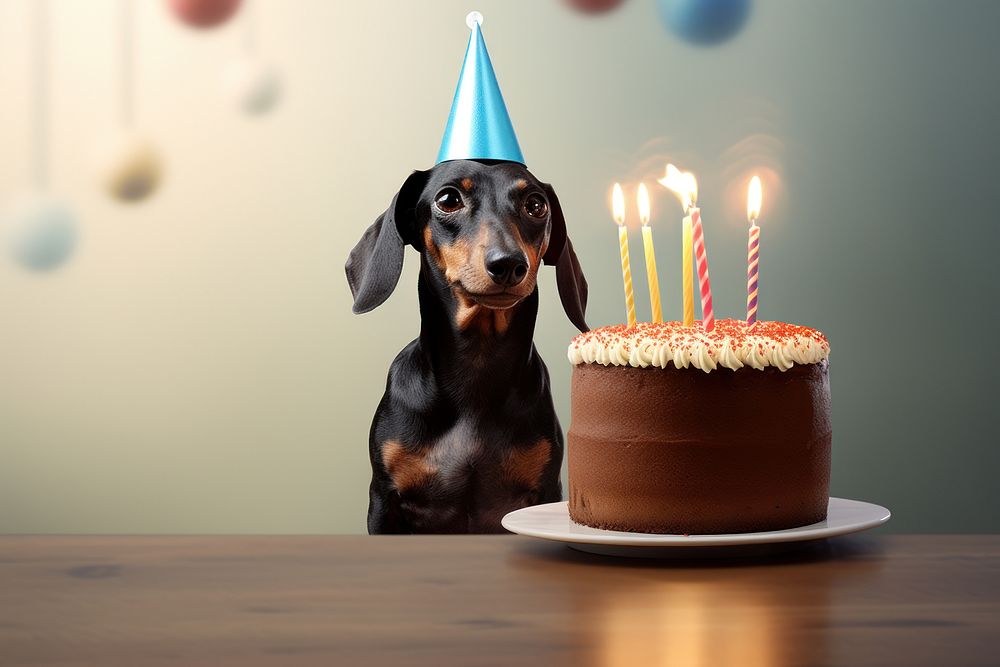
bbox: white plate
[501,497,891,558]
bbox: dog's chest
[381,420,551,533]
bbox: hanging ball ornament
[563,0,626,14]
[94,132,165,203]
[658,0,751,45]
[223,56,282,116]
[4,192,79,272]
[166,0,242,29]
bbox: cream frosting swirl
[568,319,829,373]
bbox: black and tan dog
[346,159,588,534]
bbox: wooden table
[1,534,998,666]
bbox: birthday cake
[566,319,831,535]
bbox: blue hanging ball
[658,0,751,45]
[5,192,79,272]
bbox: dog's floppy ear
[541,184,589,333]
[346,170,429,314]
[541,183,566,268]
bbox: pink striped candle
[690,207,714,332]
[747,223,760,327]
[746,175,763,328]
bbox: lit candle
[746,175,762,327]
[682,216,694,326]
[690,191,715,333]
[612,183,636,327]
[637,183,662,323]
[657,165,696,326]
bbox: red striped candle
[690,207,714,332]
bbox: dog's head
[346,160,588,332]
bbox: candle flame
[747,175,762,224]
[637,183,650,225]
[657,164,683,192]
[657,163,698,212]
[612,183,625,225]
[684,171,698,208]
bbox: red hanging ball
[166,0,242,29]
[563,0,626,14]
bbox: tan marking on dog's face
[426,225,486,290]
[453,289,514,336]
[440,224,492,294]
[438,236,474,285]
[514,179,528,191]
[460,178,474,192]
[492,308,512,335]
[501,440,551,488]
[382,441,437,492]
[423,226,443,270]
[453,290,481,331]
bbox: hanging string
[31,0,49,189]
[120,0,134,127]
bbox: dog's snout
[485,249,529,287]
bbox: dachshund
[346,159,588,534]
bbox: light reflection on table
[506,538,884,667]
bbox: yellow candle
[682,214,694,326]
[619,226,636,326]
[658,163,697,327]
[637,183,662,323]
[612,183,636,327]
[641,227,661,323]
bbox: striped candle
[681,215,694,326]
[690,207,714,332]
[638,183,662,323]
[747,223,760,327]
[619,225,636,327]
[746,175,763,327]
[612,183,636,327]
[642,225,662,323]
[657,164,700,327]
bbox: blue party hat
[436,12,525,165]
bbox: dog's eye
[434,188,464,214]
[523,193,548,220]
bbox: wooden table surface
[1,534,998,666]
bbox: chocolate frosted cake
[567,319,831,535]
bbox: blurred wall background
[1,0,997,534]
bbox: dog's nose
[485,250,529,287]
